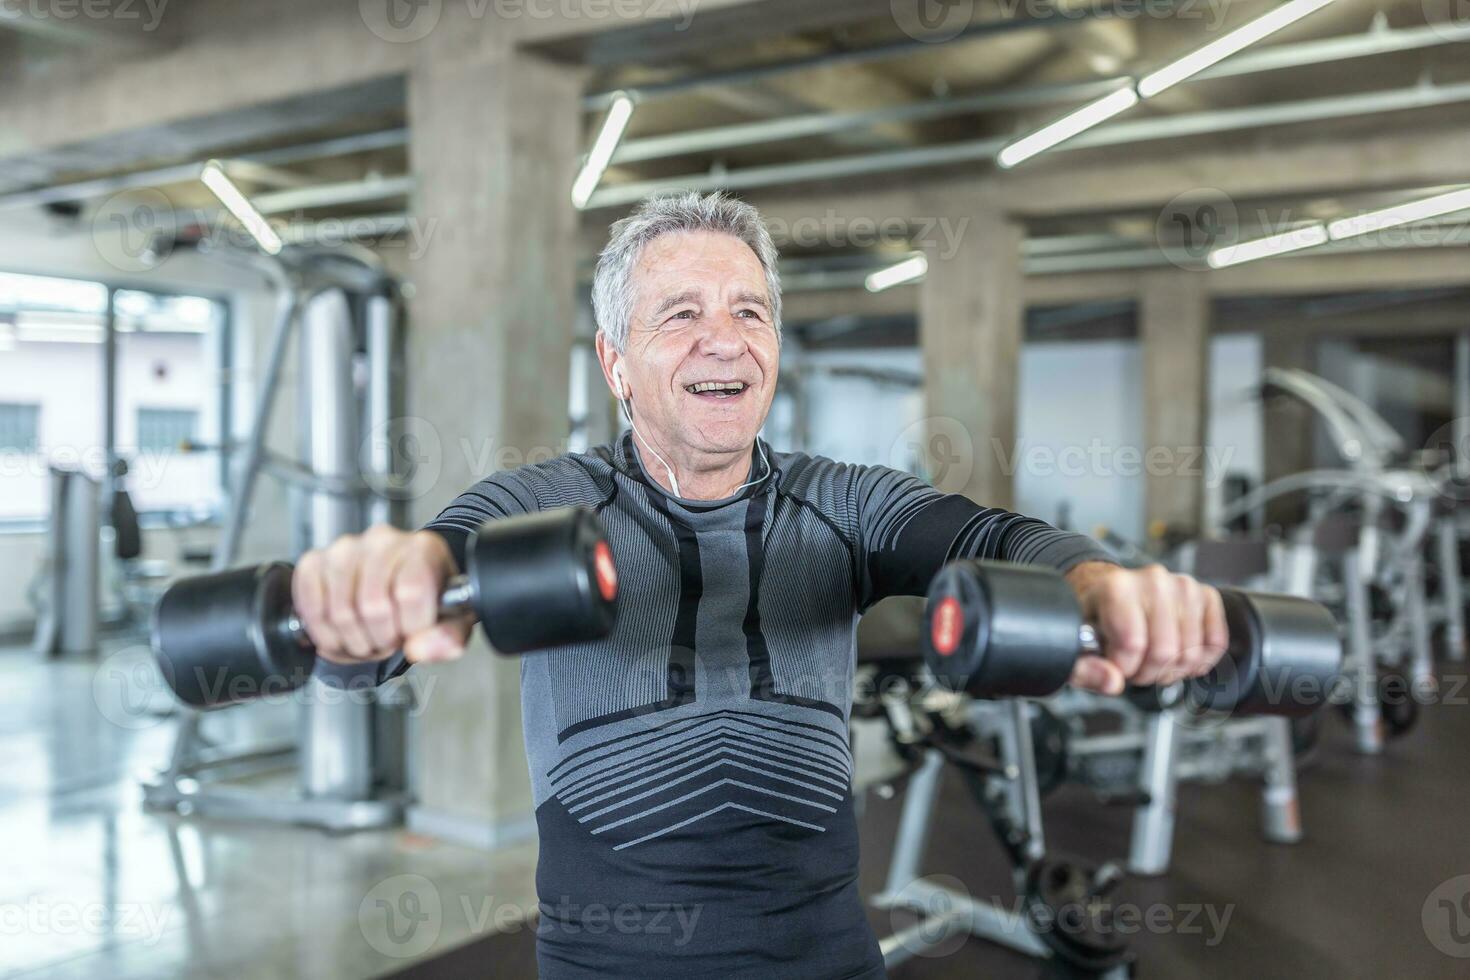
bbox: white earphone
[612,361,772,500]
[614,362,683,497]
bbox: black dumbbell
[152,507,619,709]
[923,559,1342,717]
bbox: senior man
[295,191,1228,978]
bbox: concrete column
[1261,330,1317,530]
[920,206,1024,509]
[403,38,583,847]
[1139,272,1210,536]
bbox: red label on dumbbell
[593,540,618,602]
[931,596,962,656]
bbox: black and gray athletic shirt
[409,433,1113,979]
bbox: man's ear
[595,332,625,399]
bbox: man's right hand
[292,525,471,666]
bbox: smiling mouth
[684,381,750,399]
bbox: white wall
[1204,332,1265,531]
[1016,339,1144,538]
[0,331,221,519]
[787,339,1148,539]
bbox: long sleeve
[852,465,1116,609]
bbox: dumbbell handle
[279,572,476,649]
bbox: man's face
[602,229,779,459]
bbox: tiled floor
[0,639,537,980]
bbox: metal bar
[102,288,119,505]
[1127,710,1179,877]
[213,285,299,571]
[883,879,1050,960]
[1259,717,1302,844]
[0,129,408,212]
[252,176,414,215]
[879,749,946,901]
[584,8,1107,110]
[610,22,1470,165]
[613,78,1123,164]
[587,82,1470,208]
[1010,701,1046,862]
[1457,331,1470,479]
[1343,549,1383,754]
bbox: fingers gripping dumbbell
[923,560,1342,717]
[152,507,620,709]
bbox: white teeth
[686,381,747,394]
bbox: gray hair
[592,191,782,352]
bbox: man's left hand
[1062,562,1229,695]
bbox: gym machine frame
[142,243,413,832]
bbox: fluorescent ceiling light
[1207,224,1329,268]
[1138,0,1338,98]
[865,254,928,292]
[201,160,284,255]
[572,92,635,210]
[1327,186,1470,240]
[998,87,1139,169]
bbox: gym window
[136,407,200,453]
[0,271,231,528]
[0,402,41,453]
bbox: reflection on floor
[0,640,537,980]
[9,635,1470,980]
[399,672,1470,980]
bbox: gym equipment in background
[143,244,418,833]
[31,466,100,657]
[152,507,618,709]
